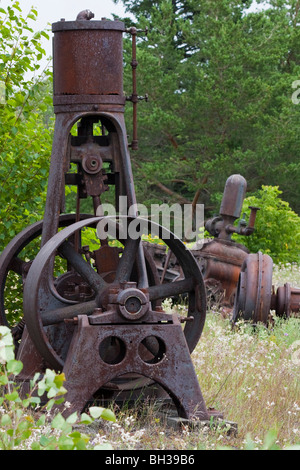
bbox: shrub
[233,186,300,263]
[0,326,115,450]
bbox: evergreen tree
[116,0,300,214]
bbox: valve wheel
[23,216,207,373]
[232,252,273,325]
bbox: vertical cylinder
[220,174,247,220]
[52,19,126,105]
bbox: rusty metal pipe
[130,27,138,150]
[238,206,260,236]
[273,283,300,318]
[42,300,97,326]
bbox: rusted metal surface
[147,175,255,309]
[146,173,298,325]
[150,173,300,324]
[232,252,273,324]
[127,27,138,150]
[76,9,94,21]
[19,216,207,418]
[125,26,148,150]
[232,254,300,325]
[193,239,249,308]
[195,175,252,307]
[52,19,125,105]
[205,175,259,240]
[62,314,209,419]
[21,217,207,370]
[0,12,211,420]
[0,214,92,328]
[272,283,300,318]
[267,283,300,321]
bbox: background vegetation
[0,1,53,251]
[0,0,299,450]
[1,0,300,263]
[0,288,299,450]
[233,185,300,263]
[118,0,300,217]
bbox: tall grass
[88,263,300,450]
[193,314,299,449]
[85,312,299,450]
[0,264,299,450]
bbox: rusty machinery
[146,175,259,308]
[194,174,259,309]
[201,175,300,324]
[0,12,218,421]
[232,253,300,325]
[203,177,300,323]
[146,174,300,325]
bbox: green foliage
[242,429,299,450]
[117,0,300,215]
[0,326,115,450]
[0,0,54,255]
[219,429,300,450]
[233,185,300,263]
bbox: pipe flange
[232,252,273,324]
[276,283,291,318]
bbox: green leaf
[6,359,23,375]
[89,406,116,422]
[28,396,41,405]
[53,372,66,389]
[99,408,116,422]
[88,406,106,419]
[22,398,30,408]
[57,435,75,450]
[94,443,114,450]
[1,414,12,426]
[0,375,8,385]
[5,390,20,401]
[66,411,78,424]
[45,398,55,410]
[80,413,93,425]
[262,429,280,450]
[39,435,53,447]
[31,441,41,450]
[36,414,46,427]
[41,31,50,40]
[47,386,59,398]
[17,420,31,432]
[51,412,66,430]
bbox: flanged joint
[117,286,149,320]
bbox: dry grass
[272,262,300,288]
[84,314,299,450]
[83,263,300,450]
[4,263,299,450]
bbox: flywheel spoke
[41,299,97,326]
[7,256,28,276]
[148,277,195,302]
[58,240,107,293]
[21,216,206,370]
[114,237,140,283]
